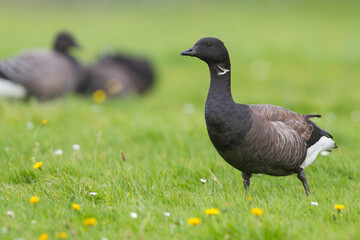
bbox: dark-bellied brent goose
[0,32,82,100]
[181,37,337,195]
[77,53,154,97]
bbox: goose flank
[0,32,82,100]
[181,37,337,195]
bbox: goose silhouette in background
[77,53,155,97]
[0,32,82,100]
[181,37,337,195]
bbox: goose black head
[181,37,230,69]
[53,32,80,53]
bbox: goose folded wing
[249,104,315,143]
[0,52,46,84]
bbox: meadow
[0,1,360,239]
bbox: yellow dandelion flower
[248,196,253,203]
[72,203,80,210]
[42,119,47,125]
[38,233,48,240]
[205,208,220,215]
[334,204,344,211]
[93,90,107,103]
[57,232,67,239]
[83,217,97,226]
[251,208,263,216]
[33,161,43,170]
[30,196,39,204]
[188,217,201,226]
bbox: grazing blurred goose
[181,37,337,195]
[77,53,154,97]
[0,32,82,100]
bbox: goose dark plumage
[0,32,82,100]
[181,37,337,195]
[77,53,154,97]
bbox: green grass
[1,1,360,239]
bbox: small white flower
[320,151,330,156]
[1,227,8,234]
[72,144,80,151]
[31,220,36,224]
[89,192,97,196]
[92,105,102,114]
[101,238,109,240]
[250,60,271,81]
[183,103,195,114]
[164,212,170,217]
[54,149,63,156]
[200,178,207,184]
[6,211,14,218]
[130,212,138,219]
[311,202,319,206]
[350,110,360,122]
[325,112,336,123]
[4,147,9,152]
[26,121,34,130]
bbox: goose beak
[181,46,197,56]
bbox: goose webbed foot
[242,172,252,193]
[297,169,311,196]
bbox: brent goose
[181,37,337,195]
[0,32,82,100]
[77,53,154,97]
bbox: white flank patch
[300,136,336,169]
[215,65,230,76]
[0,78,27,98]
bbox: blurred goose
[181,37,337,195]
[0,32,82,100]
[77,53,154,97]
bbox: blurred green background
[0,1,359,239]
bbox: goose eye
[206,43,212,47]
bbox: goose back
[77,54,154,97]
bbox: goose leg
[241,172,252,193]
[297,169,311,196]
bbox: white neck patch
[215,65,230,76]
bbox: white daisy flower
[130,212,138,219]
[200,178,207,184]
[320,151,330,156]
[54,149,63,156]
[311,202,319,206]
[72,144,80,151]
[164,212,170,217]
[26,121,34,130]
[89,192,97,196]
[1,227,8,234]
[6,211,14,218]
[183,103,195,114]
